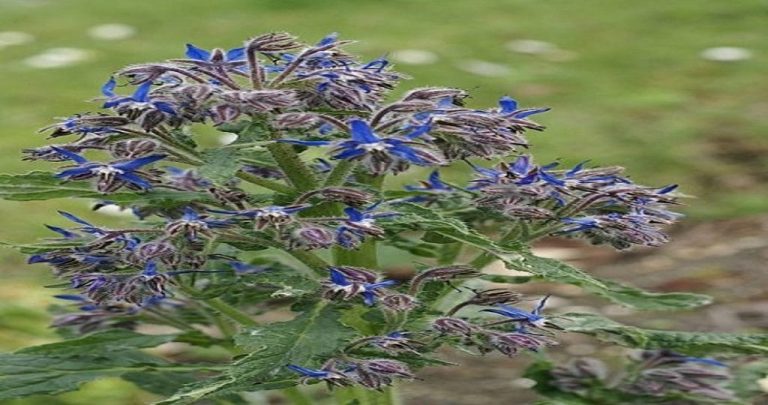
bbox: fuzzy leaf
[506,253,713,311]
[0,330,220,400]
[560,313,768,355]
[159,302,356,404]
[389,203,711,311]
[198,148,243,185]
[0,171,206,202]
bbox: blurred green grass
[0,0,766,402]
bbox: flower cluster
[10,31,732,404]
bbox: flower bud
[432,317,476,336]
[381,293,418,312]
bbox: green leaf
[560,312,768,355]
[159,302,356,404]
[0,171,207,202]
[388,203,711,311]
[17,329,177,356]
[507,253,712,311]
[0,330,222,400]
[198,148,243,185]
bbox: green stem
[236,171,294,194]
[204,297,259,328]
[323,160,356,187]
[266,142,318,192]
[281,386,314,405]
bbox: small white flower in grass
[506,39,558,55]
[457,60,511,77]
[24,48,90,69]
[390,49,438,65]
[88,24,136,41]
[0,31,34,48]
[700,47,752,62]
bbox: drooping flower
[282,119,443,175]
[53,146,165,193]
[322,267,397,306]
[481,295,558,329]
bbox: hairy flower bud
[287,225,336,250]
[410,265,479,293]
[381,293,418,312]
[432,317,476,336]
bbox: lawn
[0,0,765,403]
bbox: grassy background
[0,0,766,403]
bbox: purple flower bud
[317,187,376,206]
[287,225,336,250]
[432,317,476,336]
[410,265,479,293]
[110,139,159,159]
[461,288,521,307]
[330,266,379,283]
[381,293,418,312]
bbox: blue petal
[658,184,678,194]
[362,290,376,306]
[152,101,176,115]
[348,120,379,143]
[363,57,389,72]
[316,32,338,47]
[427,170,443,187]
[287,365,329,378]
[498,96,518,113]
[58,211,94,227]
[101,77,117,97]
[343,207,364,222]
[278,139,332,146]
[329,268,350,286]
[404,123,431,139]
[182,207,200,221]
[56,166,96,179]
[366,280,397,290]
[683,357,727,368]
[45,225,78,239]
[512,107,550,119]
[117,172,152,189]
[143,261,158,276]
[185,43,211,61]
[226,47,246,61]
[53,294,87,301]
[511,155,531,175]
[333,147,367,160]
[112,154,167,171]
[566,161,588,177]
[51,146,89,165]
[132,82,152,102]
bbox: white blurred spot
[457,60,511,77]
[532,247,583,260]
[511,378,537,389]
[93,204,134,218]
[506,39,558,55]
[218,133,238,145]
[0,31,34,49]
[758,376,768,393]
[700,46,752,62]
[390,49,438,65]
[87,23,136,41]
[23,48,90,69]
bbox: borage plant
[1,32,766,404]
